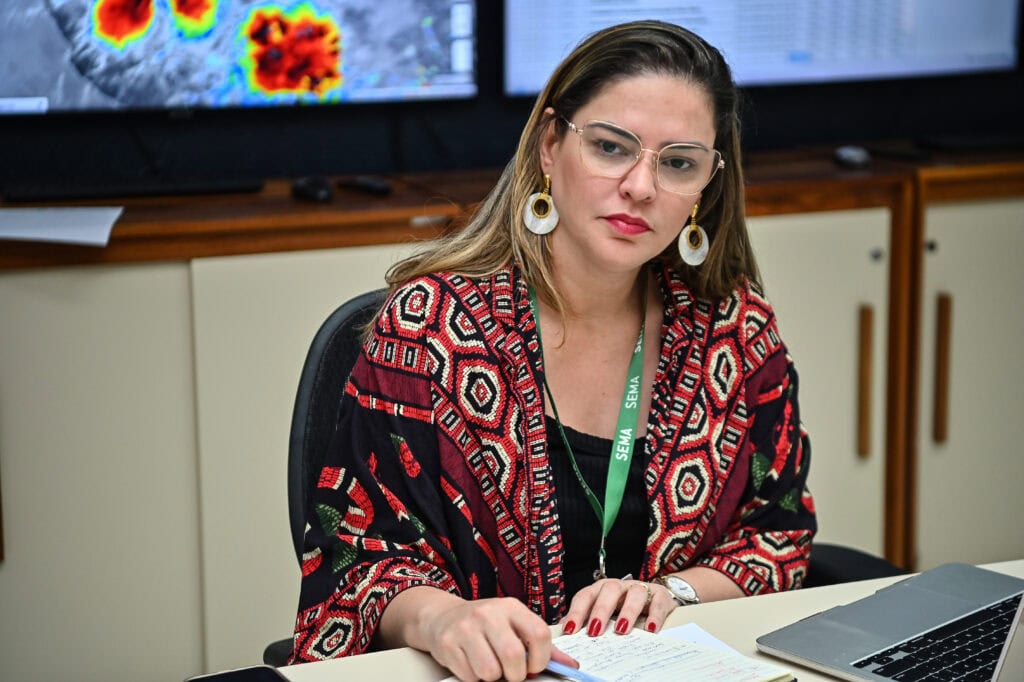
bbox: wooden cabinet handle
[933,293,953,443]
[857,304,874,458]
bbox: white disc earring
[523,173,559,235]
[679,202,709,266]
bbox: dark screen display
[0,1,476,115]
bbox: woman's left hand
[560,577,677,637]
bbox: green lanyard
[528,285,646,581]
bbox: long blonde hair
[386,21,759,311]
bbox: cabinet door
[190,244,416,673]
[0,263,203,682]
[915,197,1024,569]
[747,209,891,556]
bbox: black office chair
[262,288,904,664]
[804,542,905,588]
[263,288,389,666]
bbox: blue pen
[545,659,609,682]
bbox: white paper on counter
[0,207,123,246]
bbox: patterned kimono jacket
[290,263,816,662]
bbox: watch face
[665,576,699,603]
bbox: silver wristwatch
[657,575,700,606]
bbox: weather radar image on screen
[0,0,476,115]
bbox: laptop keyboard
[852,592,1022,681]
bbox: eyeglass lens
[576,121,720,195]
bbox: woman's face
[539,73,717,276]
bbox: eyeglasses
[562,118,725,196]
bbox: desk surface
[277,559,1024,681]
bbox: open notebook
[757,562,1024,681]
[442,627,793,682]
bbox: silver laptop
[756,563,1024,681]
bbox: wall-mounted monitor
[504,0,1020,96]
[0,0,477,116]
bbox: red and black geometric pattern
[289,263,815,662]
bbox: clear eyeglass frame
[562,117,725,196]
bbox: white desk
[278,560,1024,681]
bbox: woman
[290,20,816,681]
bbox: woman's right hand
[380,587,578,682]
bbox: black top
[546,415,648,600]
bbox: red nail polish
[615,617,629,634]
[562,620,577,635]
[588,618,602,637]
[646,621,657,632]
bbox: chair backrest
[287,288,388,564]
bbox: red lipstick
[604,213,650,236]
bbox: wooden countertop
[0,173,488,269]
[2,148,1021,271]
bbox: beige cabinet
[914,196,1024,569]
[190,243,416,672]
[0,263,203,682]
[748,209,891,557]
[0,244,414,681]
